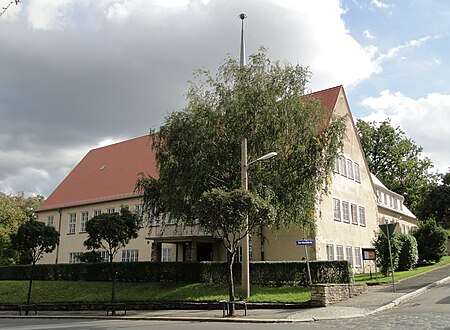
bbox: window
[342,201,350,223]
[394,198,399,210]
[354,247,362,268]
[100,250,109,263]
[358,206,366,227]
[339,156,347,177]
[376,190,382,203]
[333,157,340,173]
[134,204,143,215]
[107,208,115,214]
[346,246,353,267]
[80,211,88,232]
[383,193,387,205]
[93,209,102,217]
[389,196,393,207]
[46,216,54,227]
[351,204,358,225]
[326,244,334,261]
[69,252,81,264]
[336,245,344,260]
[235,245,243,263]
[354,163,361,183]
[68,213,76,234]
[162,247,172,262]
[333,198,341,221]
[347,159,354,180]
[122,249,139,262]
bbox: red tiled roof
[38,86,343,212]
[38,135,158,211]
[307,85,342,111]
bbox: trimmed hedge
[0,260,350,286]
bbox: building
[37,85,417,270]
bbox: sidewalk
[1,264,450,323]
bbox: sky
[1,0,449,198]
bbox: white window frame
[346,246,353,267]
[333,157,340,173]
[100,250,109,263]
[68,213,76,234]
[326,244,334,261]
[339,156,347,177]
[93,209,102,217]
[107,208,115,214]
[342,201,350,223]
[358,206,366,227]
[162,247,173,262]
[351,203,358,225]
[47,215,54,227]
[336,245,344,261]
[347,159,354,180]
[69,252,81,264]
[80,211,88,232]
[333,198,341,221]
[354,162,361,183]
[354,247,362,268]
[122,249,139,262]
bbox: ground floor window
[69,252,81,264]
[336,245,344,260]
[354,247,362,268]
[162,247,172,262]
[122,249,139,262]
[100,250,109,263]
[326,244,334,261]
[346,246,353,267]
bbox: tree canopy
[138,49,346,231]
[84,208,140,262]
[418,171,450,228]
[356,119,438,214]
[0,192,44,265]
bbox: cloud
[371,0,390,10]
[360,90,450,173]
[0,0,382,196]
[363,29,374,39]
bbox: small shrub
[396,234,418,271]
[413,219,447,264]
[373,231,403,276]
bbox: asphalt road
[2,282,450,330]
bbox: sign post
[296,239,314,285]
[379,221,398,292]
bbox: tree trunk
[26,262,35,315]
[227,252,235,316]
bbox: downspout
[55,208,63,264]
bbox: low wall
[310,283,367,307]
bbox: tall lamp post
[241,137,277,299]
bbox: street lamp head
[256,152,277,162]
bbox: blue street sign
[296,239,314,246]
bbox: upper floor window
[358,206,366,227]
[93,209,102,217]
[354,163,361,183]
[47,215,54,227]
[347,159,354,180]
[80,211,88,232]
[333,198,341,221]
[351,204,358,225]
[68,213,76,234]
[342,201,350,223]
[107,208,115,214]
[339,156,347,177]
[376,190,382,203]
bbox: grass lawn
[0,281,310,304]
[354,256,450,285]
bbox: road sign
[296,239,314,246]
[379,222,398,237]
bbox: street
[1,282,450,330]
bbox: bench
[105,303,127,316]
[18,304,38,316]
[219,300,247,317]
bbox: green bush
[413,219,448,264]
[0,260,351,286]
[396,234,418,271]
[373,231,403,275]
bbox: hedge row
[0,260,350,286]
